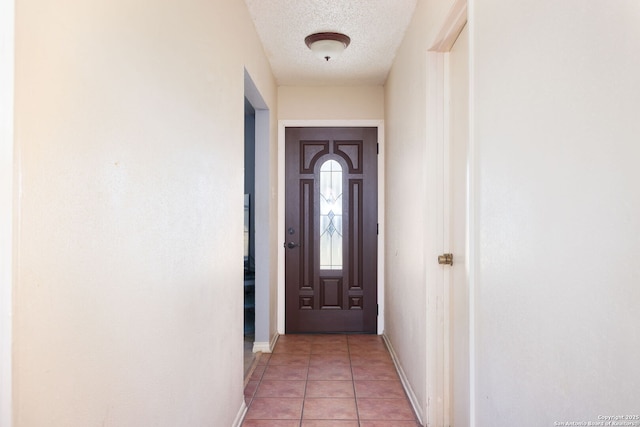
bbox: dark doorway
[284,127,378,333]
[243,97,255,374]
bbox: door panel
[449,23,470,427]
[285,127,377,333]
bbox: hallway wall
[386,0,640,425]
[13,0,276,425]
[472,1,640,425]
[278,86,384,120]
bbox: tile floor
[242,334,421,427]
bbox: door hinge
[377,143,379,154]
[377,304,379,315]
[376,223,379,235]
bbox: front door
[284,127,377,333]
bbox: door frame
[426,0,473,426]
[278,120,385,335]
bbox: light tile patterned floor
[242,334,421,427]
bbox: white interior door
[426,2,468,424]
[448,23,470,426]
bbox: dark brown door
[285,127,378,333]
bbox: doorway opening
[243,97,256,375]
[243,70,272,377]
[277,120,386,335]
[283,127,378,334]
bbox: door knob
[285,242,300,249]
[438,253,453,265]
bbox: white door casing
[277,120,386,336]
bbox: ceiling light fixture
[304,32,351,61]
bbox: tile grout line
[347,335,362,427]
[298,347,310,427]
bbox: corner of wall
[231,400,248,427]
[383,334,425,425]
[252,332,279,354]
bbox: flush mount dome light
[304,32,351,61]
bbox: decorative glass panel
[319,160,343,270]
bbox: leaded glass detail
[320,159,343,270]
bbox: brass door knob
[438,253,453,265]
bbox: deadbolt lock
[438,253,453,266]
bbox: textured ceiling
[244,0,417,86]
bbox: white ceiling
[244,0,418,86]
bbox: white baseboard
[231,400,247,427]
[252,332,279,353]
[383,333,425,426]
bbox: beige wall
[13,0,276,425]
[387,0,640,425]
[278,86,384,120]
[472,1,640,425]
